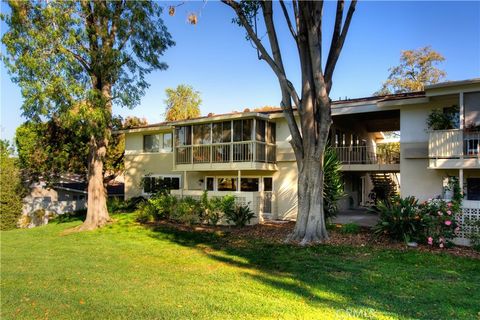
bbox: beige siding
[273,161,298,220]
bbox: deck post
[459,169,464,195]
[237,170,241,193]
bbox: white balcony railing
[175,141,276,165]
[334,146,400,165]
[429,129,480,158]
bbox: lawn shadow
[146,223,480,319]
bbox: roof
[121,79,478,132]
[425,78,480,90]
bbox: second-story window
[233,119,253,142]
[143,134,161,152]
[175,126,192,146]
[193,123,211,144]
[212,121,231,143]
[256,120,266,142]
[267,122,276,144]
[144,133,172,152]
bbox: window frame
[141,174,182,195]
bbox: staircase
[368,173,399,202]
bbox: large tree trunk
[289,141,330,245]
[77,138,111,231]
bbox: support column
[460,92,465,160]
[183,171,187,193]
[459,169,464,196]
[237,170,241,192]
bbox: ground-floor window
[240,178,259,191]
[467,178,480,200]
[142,175,181,194]
[206,176,273,192]
[217,177,237,191]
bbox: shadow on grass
[147,223,480,320]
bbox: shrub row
[134,191,255,227]
[371,196,461,247]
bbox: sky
[1,1,479,143]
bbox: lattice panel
[458,207,480,240]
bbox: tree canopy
[375,46,446,95]
[2,0,173,230]
[164,84,202,121]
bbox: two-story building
[121,78,480,242]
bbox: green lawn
[1,214,479,320]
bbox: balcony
[334,146,400,171]
[428,129,480,169]
[174,141,277,171]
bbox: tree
[164,84,202,121]
[15,116,148,185]
[375,46,446,95]
[222,1,357,244]
[2,1,173,230]
[0,140,24,230]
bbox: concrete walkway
[332,208,378,227]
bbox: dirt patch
[145,220,480,260]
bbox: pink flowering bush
[419,199,461,248]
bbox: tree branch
[324,0,357,93]
[221,0,301,109]
[279,0,297,41]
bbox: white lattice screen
[455,200,480,246]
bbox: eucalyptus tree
[2,1,173,230]
[222,1,357,244]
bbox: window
[263,177,273,192]
[217,178,237,191]
[142,175,180,194]
[143,134,161,152]
[256,120,266,142]
[465,92,480,128]
[267,122,276,144]
[193,123,211,145]
[163,133,172,151]
[144,133,172,152]
[205,177,214,191]
[175,126,192,146]
[233,119,253,142]
[212,121,231,143]
[240,178,259,192]
[467,178,480,200]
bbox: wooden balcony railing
[334,146,400,165]
[429,129,480,158]
[175,141,276,165]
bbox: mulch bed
[147,220,480,260]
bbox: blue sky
[1,1,479,142]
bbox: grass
[1,214,479,320]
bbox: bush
[225,203,255,227]
[0,140,24,230]
[107,196,146,213]
[149,193,178,220]
[372,193,462,247]
[371,196,425,243]
[418,199,460,248]
[172,196,202,225]
[340,223,361,234]
[133,192,256,227]
[134,201,157,223]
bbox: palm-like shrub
[371,196,425,242]
[323,145,345,219]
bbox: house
[23,175,125,226]
[121,78,480,243]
